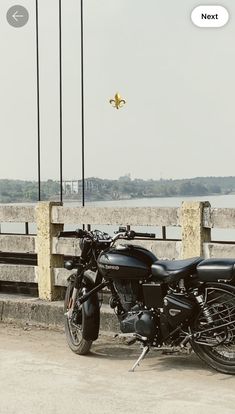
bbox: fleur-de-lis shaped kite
[109,92,126,109]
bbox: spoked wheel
[64,280,92,355]
[191,284,235,374]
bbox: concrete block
[0,264,36,283]
[181,201,211,259]
[0,235,36,254]
[36,202,64,301]
[51,206,180,227]
[0,205,35,222]
[0,294,119,333]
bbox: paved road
[1,323,235,414]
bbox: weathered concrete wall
[36,202,63,300]
[203,207,235,229]
[0,235,36,253]
[203,242,235,258]
[0,264,37,283]
[51,206,180,226]
[0,205,35,222]
[1,201,235,301]
[181,201,211,259]
[0,295,119,332]
[52,236,82,256]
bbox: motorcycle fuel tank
[97,244,157,280]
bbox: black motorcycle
[60,227,235,374]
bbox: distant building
[118,173,131,182]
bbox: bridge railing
[0,201,235,300]
[0,205,37,287]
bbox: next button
[191,6,229,27]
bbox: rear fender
[197,259,235,284]
[203,282,235,294]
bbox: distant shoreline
[1,176,235,203]
[62,192,228,204]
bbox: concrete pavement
[1,323,235,414]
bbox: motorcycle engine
[113,280,140,312]
[113,280,157,339]
[120,307,157,339]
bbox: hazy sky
[0,0,235,181]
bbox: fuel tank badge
[99,264,120,271]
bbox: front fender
[67,271,101,341]
[82,290,100,341]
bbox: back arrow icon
[7,5,29,27]
[12,11,24,21]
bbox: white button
[191,5,229,28]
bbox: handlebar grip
[58,229,87,238]
[134,232,155,238]
[58,231,80,238]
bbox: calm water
[86,194,235,208]
[1,194,235,241]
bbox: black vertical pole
[59,0,63,203]
[81,0,85,207]
[35,0,41,201]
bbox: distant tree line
[0,176,235,203]
[0,180,60,203]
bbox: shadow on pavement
[88,338,211,373]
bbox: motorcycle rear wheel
[191,284,235,375]
[64,280,92,355]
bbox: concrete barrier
[1,201,235,302]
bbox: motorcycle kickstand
[129,345,150,373]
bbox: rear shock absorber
[195,294,214,324]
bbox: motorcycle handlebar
[59,229,156,241]
[134,232,156,238]
[115,227,155,239]
[59,229,111,241]
[58,229,87,238]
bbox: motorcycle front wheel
[64,280,92,355]
[191,284,235,375]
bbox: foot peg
[129,345,150,372]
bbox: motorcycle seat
[197,258,235,282]
[151,257,203,283]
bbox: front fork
[65,272,83,318]
[65,273,109,318]
[65,286,81,319]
